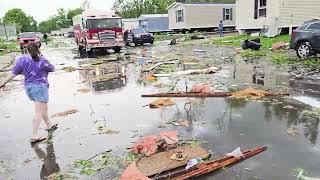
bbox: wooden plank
[153,146,267,180]
[136,145,209,177]
[142,92,232,98]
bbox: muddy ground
[0,37,319,180]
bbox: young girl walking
[0,42,57,143]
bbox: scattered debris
[97,126,119,135]
[287,127,299,136]
[186,158,202,170]
[142,92,231,98]
[51,109,78,118]
[131,131,179,156]
[173,66,220,76]
[144,75,157,81]
[272,42,289,51]
[283,105,296,110]
[169,37,177,45]
[170,151,188,161]
[190,35,205,40]
[142,63,163,72]
[136,144,209,177]
[171,119,191,127]
[149,98,175,109]
[242,39,262,50]
[121,162,150,180]
[62,66,76,72]
[231,88,266,100]
[191,84,212,93]
[226,147,244,159]
[193,49,206,52]
[77,88,91,93]
[151,146,267,179]
[294,168,320,180]
[230,88,289,100]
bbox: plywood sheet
[137,145,209,177]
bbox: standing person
[43,33,48,45]
[218,20,224,37]
[0,42,57,144]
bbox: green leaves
[3,8,37,32]
[74,160,97,175]
[38,8,83,33]
[113,0,175,18]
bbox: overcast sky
[0,0,115,22]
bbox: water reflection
[158,96,319,145]
[32,133,60,180]
[299,112,319,145]
[159,99,206,126]
[233,63,290,90]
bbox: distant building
[138,14,170,33]
[122,18,139,31]
[167,2,236,32]
[0,24,17,40]
[236,0,320,37]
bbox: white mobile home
[236,0,320,36]
[167,2,236,31]
[138,14,170,33]
[122,18,139,31]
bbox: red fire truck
[73,10,125,54]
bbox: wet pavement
[0,37,319,179]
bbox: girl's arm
[0,73,16,89]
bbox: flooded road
[0,37,319,179]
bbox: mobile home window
[223,8,233,21]
[254,0,267,19]
[176,9,184,22]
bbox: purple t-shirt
[12,55,55,86]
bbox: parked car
[64,31,74,38]
[290,20,320,59]
[124,28,154,46]
[18,32,41,53]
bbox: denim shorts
[25,84,49,103]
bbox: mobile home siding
[168,4,187,30]
[278,0,320,27]
[236,0,278,30]
[185,4,235,29]
[168,3,236,30]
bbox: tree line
[112,0,235,18]
[1,8,83,33]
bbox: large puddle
[0,37,319,179]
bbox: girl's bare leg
[40,102,52,129]
[32,102,43,139]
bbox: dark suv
[124,28,154,46]
[290,20,320,59]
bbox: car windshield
[87,18,122,29]
[20,32,38,38]
[131,28,147,34]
